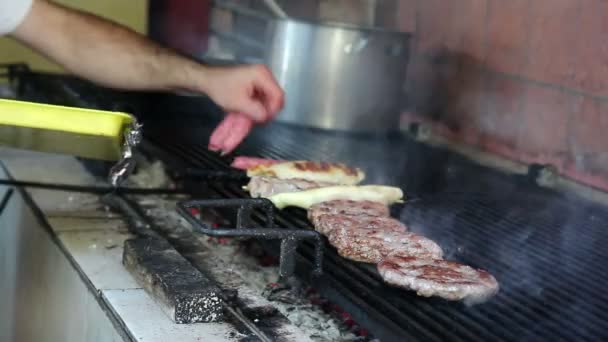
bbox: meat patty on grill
[328,228,443,263]
[377,256,499,304]
[246,176,333,198]
[313,213,406,236]
[231,156,283,170]
[308,200,390,228]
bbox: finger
[238,98,268,123]
[231,156,254,170]
[255,71,284,120]
[220,114,253,155]
[208,113,238,151]
[208,118,231,151]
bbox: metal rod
[101,194,160,239]
[177,168,248,181]
[0,188,14,216]
[279,237,297,278]
[236,205,253,229]
[177,199,324,276]
[223,306,274,342]
[0,179,186,195]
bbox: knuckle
[252,64,270,77]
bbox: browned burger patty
[246,176,333,198]
[308,200,390,228]
[328,228,443,263]
[377,256,499,304]
[313,214,406,236]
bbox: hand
[201,64,285,123]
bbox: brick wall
[397,0,608,191]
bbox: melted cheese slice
[268,185,404,209]
[247,161,365,185]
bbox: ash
[126,158,172,189]
[144,198,360,342]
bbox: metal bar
[279,238,297,278]
[177,199,323,277]
[101,194,160,239]
[0,188,14,216]
[176,168,248,182]
[223,306,274,342]
[0,179,185,195]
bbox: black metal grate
[143,118,608,342]
[176,197,324,279]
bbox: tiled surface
[57,229,140,291]
[103,289,239,342]
[1,174,124,342]
[1,151,239,341]
[85,293,125,342]
[48,215,127,232]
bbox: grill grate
[143,118,608,342]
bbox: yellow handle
[0,99,133,137]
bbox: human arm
[11,0,284,122]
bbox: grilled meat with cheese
[247,161,365,185]
[246,176,334,198]
[268,185,403,210]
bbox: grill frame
[8,68,608,341]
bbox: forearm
[11,0,206,92]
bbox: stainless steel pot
[209,4,412,132]
[265,20,410,132]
